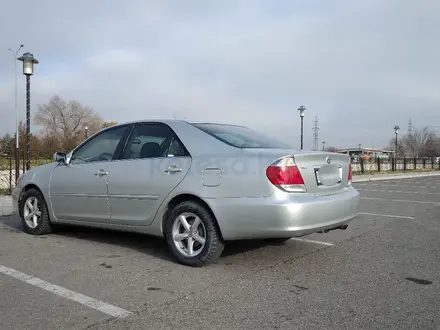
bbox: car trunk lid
[245,148,351,195]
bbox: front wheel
[20,188,53,235]
[165,201,225,267]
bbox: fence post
[377,157,381,172]
[403,157,407,171]
[22,150,25,175]
[9,155,12,194]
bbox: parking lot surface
[1,177,439,329]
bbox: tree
[16,121,41,157]
[33,95,104,150]
[37,133,61,158]
[1,134,12,155]
[387,137,406,157]
[326,146,339,152]
[102,121,118,128]
[404,127,438,157]
[388,126,439,157]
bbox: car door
[49,125,131,223]
[107,122,192,226]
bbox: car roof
[109,119,247,129]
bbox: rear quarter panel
[177,153,277,198]
[163,121,280,198]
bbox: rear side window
[192,123,292,149]
[121,123,189,160]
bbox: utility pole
[312,116,319,151]
[408,118,413,134]
[8,44,23,182]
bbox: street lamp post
[8,44,23,182]
[297,105,306,150]
[394,125,400,161]
[17,52,39,171]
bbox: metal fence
[351,157,440,173]
[0,152,52,194]
[0,153,439,194]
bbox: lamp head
[298,105,306,117]
[17,52,39,75]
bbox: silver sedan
[12,120,360,267]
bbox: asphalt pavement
[1,177,439,329]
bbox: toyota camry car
[12,120,360,267]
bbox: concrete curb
[353,171,440,183]
[0,195,13,217]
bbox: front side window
[121,123,188,160]
[192,123,292,149]
[69,126,128,164]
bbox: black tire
[165,201,225,267]
[20,188,53,235]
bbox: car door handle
[164,165,182,173]
[94,169,108,176]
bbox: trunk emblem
[326,156,332,164]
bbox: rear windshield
[192,123,292,149]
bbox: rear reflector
[266,157,306,192]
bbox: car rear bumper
[208,186,360,240]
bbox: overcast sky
[1,0,439,149]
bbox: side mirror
[53,152,67,163]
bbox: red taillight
[266,157,306,192]
[266,165,304,185]
[347,164,352,185]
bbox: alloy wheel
[171,212,207,257]
[23,196,42,229]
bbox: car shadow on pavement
[1,216,278,264]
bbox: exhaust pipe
[320,224,348,233]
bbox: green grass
[0,188,10,195]
[0,157,51,170]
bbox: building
[336,147,393,160]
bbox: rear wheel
[20,188,53,235]
[165,201,224,267]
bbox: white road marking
[361,197,440,205]
[358,212,415,219]
[0,265,132,318]
[291,238,334,246]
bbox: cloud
[1,0,439,149]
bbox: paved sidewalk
[352,171,440,183]
[0,195,13,216]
